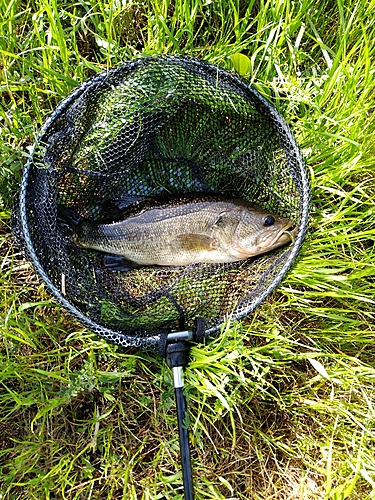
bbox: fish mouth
[229,222,298,259]
[258,222,297,250]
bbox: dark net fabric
[13,56,310,352]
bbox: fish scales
[78,201,236,264]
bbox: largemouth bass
[58,196,296,267]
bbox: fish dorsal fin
[177,233,215,251]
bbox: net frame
[15,55,311,352]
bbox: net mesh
[13,56,310,352]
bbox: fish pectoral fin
[103,254,139,272]
[177,233,216,251]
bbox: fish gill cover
[12,56,310,351]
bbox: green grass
[1,0,375,498]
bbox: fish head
[225,205,297,259]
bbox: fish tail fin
[57,205,83,231]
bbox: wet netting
[13,55,310,353]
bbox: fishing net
[13,56,310,353]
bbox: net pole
[172,366,194,500]
[167,343,194,500]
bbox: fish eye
[263,215,275,227]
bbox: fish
[57,195,297,267]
